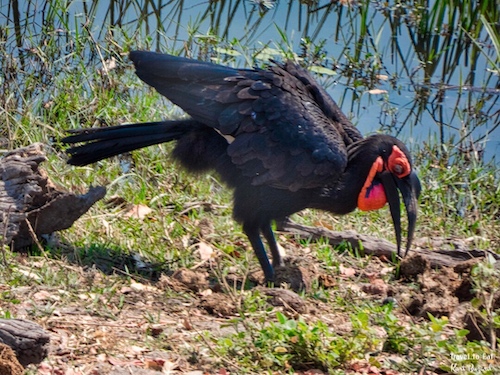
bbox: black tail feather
[62,119,197,166]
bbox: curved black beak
[380,171,421,257]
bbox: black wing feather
[129,51,363,191]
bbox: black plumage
[63,51,421,282]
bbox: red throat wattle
[358,156,386,211]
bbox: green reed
[1,0,498,159]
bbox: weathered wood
[0,319,50,367]
[280,220,499,268]
[0,143,106,249]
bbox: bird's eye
[394,164,403,175]
[388,145,411,178]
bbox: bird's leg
[261,223,286,268]
[243,223,275,282]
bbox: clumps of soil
[0,343,24,375]
[199,293,237,317]
[160,267,311,318]
[462,307,500,343]
[259,287,309,315]
[398,253,475,318]
[274,261,313,292]
[170,269,210,292]
[397,253,500,343]
[161,249,498,347]
[399,252,430,278]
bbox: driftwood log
[0,144,107,367]
[0,143,106,250]
[0,319,50,367]
[280,220,500,269]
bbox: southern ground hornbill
[63,51,421,282]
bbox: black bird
[63,51,421,282]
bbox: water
[1,0,499,161]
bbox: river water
[2,0,499,162]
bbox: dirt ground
[0,238,497,375]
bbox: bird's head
[349,134,421,257]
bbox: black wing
[129,51,362,191]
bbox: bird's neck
[310,180,362,215]
[309,153,373,215]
